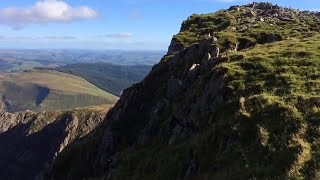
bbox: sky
[0,0,319,50]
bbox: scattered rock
[189,63,200,71]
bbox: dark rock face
[0,106,108,180]
[168,38,185,54]
[0,112,72,180]
[166,77,183,99]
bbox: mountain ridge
[45,3,320,180]
[36,2,320,179]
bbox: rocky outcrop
[0,105,112,180]
[167,38,185,54]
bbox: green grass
[0,69,118,112]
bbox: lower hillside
[0,70,118,112]
[0,104,113,180]
[53,62,152,96]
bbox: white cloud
[102,33,134,39]
[0,0,98,29]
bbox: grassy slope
[0,70,118,112]
[54,63,152,96]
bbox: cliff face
[47,3,320,180]
[0,105,112,180]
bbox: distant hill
[0,50,164,73]
[54,62,152,95]
[0,70,118,112]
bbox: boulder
[229,6,240,12]
[258,33,282,44]
[189,64,200,71]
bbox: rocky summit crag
[44,2,320,180]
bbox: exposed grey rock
[0,107,107,180]
[189,63,200,71]
[198,37,219,59]
[167,38,184,54]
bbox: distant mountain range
[0,49,164,73]
[0,50,161,111]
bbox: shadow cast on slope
[0,113,73,180]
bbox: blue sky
[0,0,319,50]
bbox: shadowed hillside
[0,70,118,112]
[0,104,113,180]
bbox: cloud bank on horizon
[0,0,98,29]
